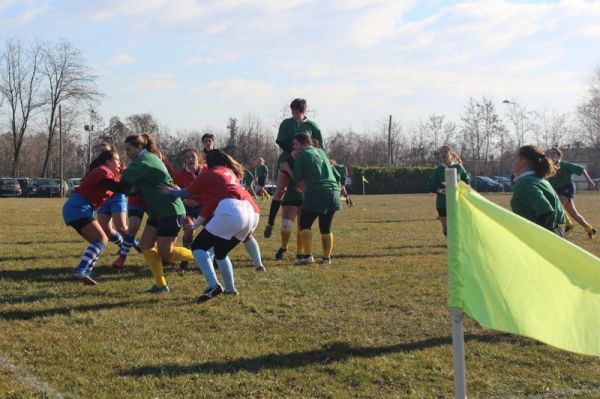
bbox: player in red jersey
[62,150,122,285]
[162,149,261,302]
[172,148,207,270]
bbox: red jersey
[187,166,259,218]
[173,164,207,189]
[163,160,175,178]
[74,165,116,208]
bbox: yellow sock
[585,224,594,233]
[281,230,292,249]
[565,213,574,227]
[321,233,333,258]
[296,230,304,254]
[170,246,194,263]
[142,248,167,287]
[301,229,312,255]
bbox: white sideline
[0,355,70,398]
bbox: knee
[281,219,294,232]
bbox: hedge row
[349,166,436,195]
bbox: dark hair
[547,146,563,159]
[125,133,159,155]
[437,145,463,164]
[293,132,313,146]
[518,145,556,178]
[88,150,117,175]
[205,149,244,179]
[290,98,307,113]
[201,133,215,142]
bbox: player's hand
[296,181,305,193]
[183,223,195,233]
[291,150,299,159]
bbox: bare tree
[530,109,572,149]
[578,66,600,149]
[39,39,101,176]
[126,113,159,134]
[0,39,45,177]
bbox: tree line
[1,38,600,179]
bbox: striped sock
[75,240,105,275]
[120,234,135,257]
[110,233,123,247]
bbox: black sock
[268,200,281,226]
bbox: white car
[66,178,82,196]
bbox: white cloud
[108,53,136,66]
[134,73,180,92]
[184,52,240,66]
[15,2,45,25]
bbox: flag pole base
[451,308,467,399]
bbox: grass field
[2,193,600,398]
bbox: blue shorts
[98,193,127,214]
[63,193,96,225]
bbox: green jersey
[428,164,470,209]
[276,117,325,154]
[548,161,584,189]
[255,164,268,178]
[292,146,340,213]
[510,173,565,230]
[121,151,185,219]
[243,170,254,187]
[333,164,347,186]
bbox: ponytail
[205,149,244,179]
[518,145,556,178]
[125,133,159,155]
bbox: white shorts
[205,198,259,241]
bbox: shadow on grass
[0,298,173,320]
[0,239,80,245]
[0,254,80,262]
[380,244,447,250]
[0,265,149,282]
[357,219,433,224]
[120,333,520,377]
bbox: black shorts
[146,215,186,237]
[437,208,447,217]
[282,199,302,207]
[185,205,201,219]
[556,183,575,200]
[128,208,145,219]
[257,176,267,187]
[67,217,95,234]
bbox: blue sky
[1,0,599,133]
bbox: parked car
[17,178,38,197]
[34,178,61,197]
[0,178,22,197]
[491,176,513,192]
[471,176,503,192]
[66,178,82,196]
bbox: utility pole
[388,115,392,165]
[59,105,64,197]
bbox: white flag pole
[445,168,467,399]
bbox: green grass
[1,194,600,398]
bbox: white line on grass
[0,355,71,398]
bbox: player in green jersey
[511,146,565,235]
[427,146,470,236]
[545,147,596,238]
[264,98,324,238]
[254,157,270,200]
[280,132,339,265]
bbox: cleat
[112,256,126,269]
[255,265,266,272]
[263,224,273,238]
[588,228,597,239]
[180,261,189,271]
[70,273,97,285]
[146,285,170,293]
[294,255,314,265]
[132,240,141,253]
[275,248,286,260]
[196,284,223,303]
[317,257,331,265]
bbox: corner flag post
[445,167,467,399]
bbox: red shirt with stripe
[187,166,259,218]
[74,165,116,208]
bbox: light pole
[502,99,524,148]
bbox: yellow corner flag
[447,179,600,356]
[362,175,369,183]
